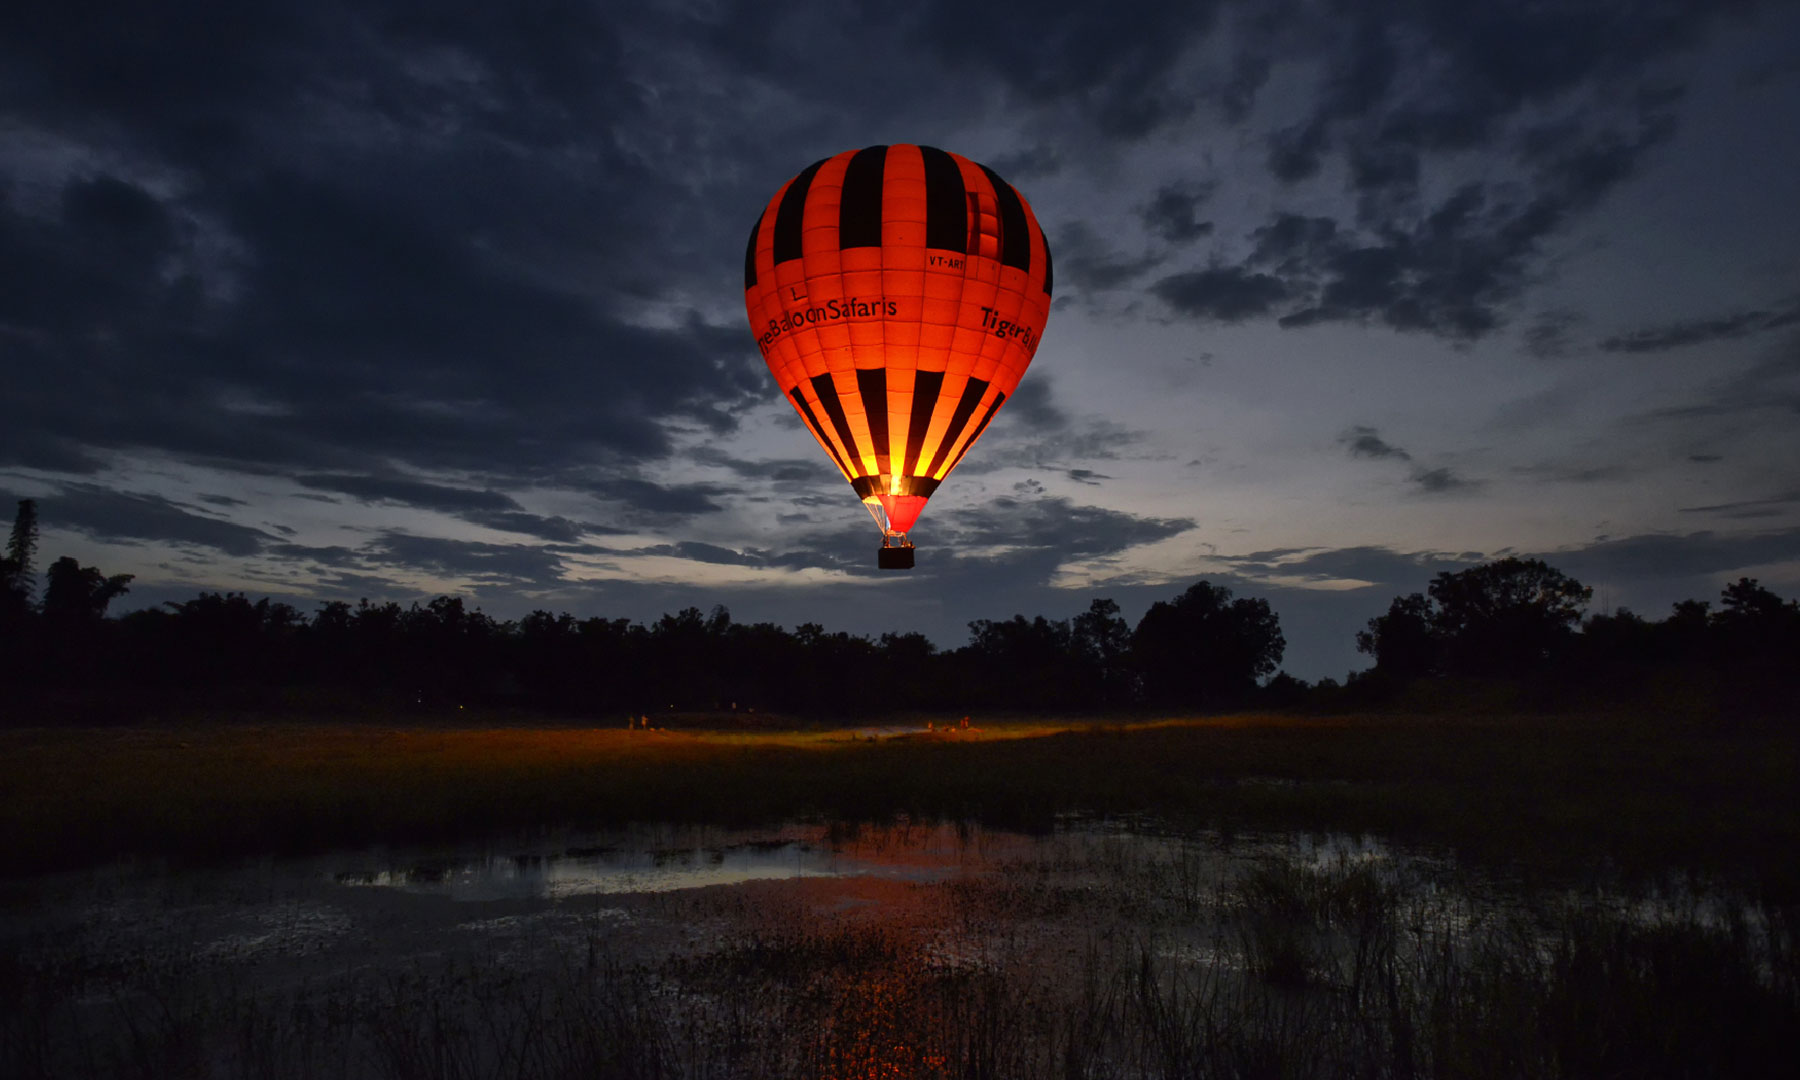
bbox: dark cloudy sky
[5,0,1799,679]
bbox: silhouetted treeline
[2,501,1290,720]
[1348,556,1800,717]
[3,498,1796,723]
[1,588,1280,722]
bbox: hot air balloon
[744,145,1053,569]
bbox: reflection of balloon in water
[744,145,1053,569]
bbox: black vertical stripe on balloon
[789,388,851,478]
[744,211,763,289]
[838,146,887,249]
[919,146,968,253]
[809,374,866,476]
[923,377,990,479]
[1041,235,1054,297]
[855,368,891,474]
[902,370,946,478]
[979,166,1031,271]
[942,392,1006,477]
[773,159,826,265]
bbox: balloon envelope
[744,145,1052,547]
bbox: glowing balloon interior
[744,145,1053,568]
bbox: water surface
[3,818,1787,1079]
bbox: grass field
[4,710,1795,885]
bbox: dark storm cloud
[686,447,839,487]
[366,533,566,585]
[4,1,633,166]
[1511,463,1631,485]
[1,0,777,507]
[462,511,607,543]
[1541,527,1800,584]
[1678,492,1800,519]
[0,176,182,338]
[1141,182,1216,243]
[1220,544,1477,586]
[218,174,768,455]
[1271,2,1715,165]
[939,495,1192,558]
[589,478,730,519]
[1339,426,1410,461]
[635,542,764,568]
[985,145,1064,181]
[1066,469,1110,485]
[1135,1,1742,339]
[1599,299,1800,353]
[1052,222,1165,293]
[292,473,614,541]
[295,474,518,514]
[762,524,873,575]
[1000,378,1069,432]
[1409,467,1481,495]
[751,496,1192,590]
[899,0,1226,135]
[4,0,1771,467]
[5,0,1756,512]
[266,543,361,568]
[1267,120,1331,184]
[1151,267,1290,322]
[38,484,272,557]
[1243,160,1672,339]
[1248,214,1341,274]
[0,175,206,474]
[952,415,1144,476]
[1,169,768,481]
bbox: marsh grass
[5,714,1796,1075]
[3,712,1796,884]
[5,828,1796,1079]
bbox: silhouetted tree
[1072,598,1136,708]
[962,614,1081,711]
[875,631,939,711]
[157,593,300,685]
[0,500,42,694]
[1347,559,1800,717]
[1355,592,1437,680]
[1426,557,1590,678]
[2,498,38,606]
[517,609,582,708]
[1,497,36,667]
[1665,598,1712,650]
[1578,607,1655,661]
[37,555,132,690]
[1261,671,1312,709]
[1709,578,1800,712]
[1716,577,1798,627]
[42,556,132,627]
[1132,581,1284,710]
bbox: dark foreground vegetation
[4,823,1796,1080]
[2,498,1797,723]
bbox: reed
[6,833,1793,1079]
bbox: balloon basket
[877,542,915,570]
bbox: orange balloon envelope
[744,145,1053,568]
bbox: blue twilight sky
[3,0,1798,680]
